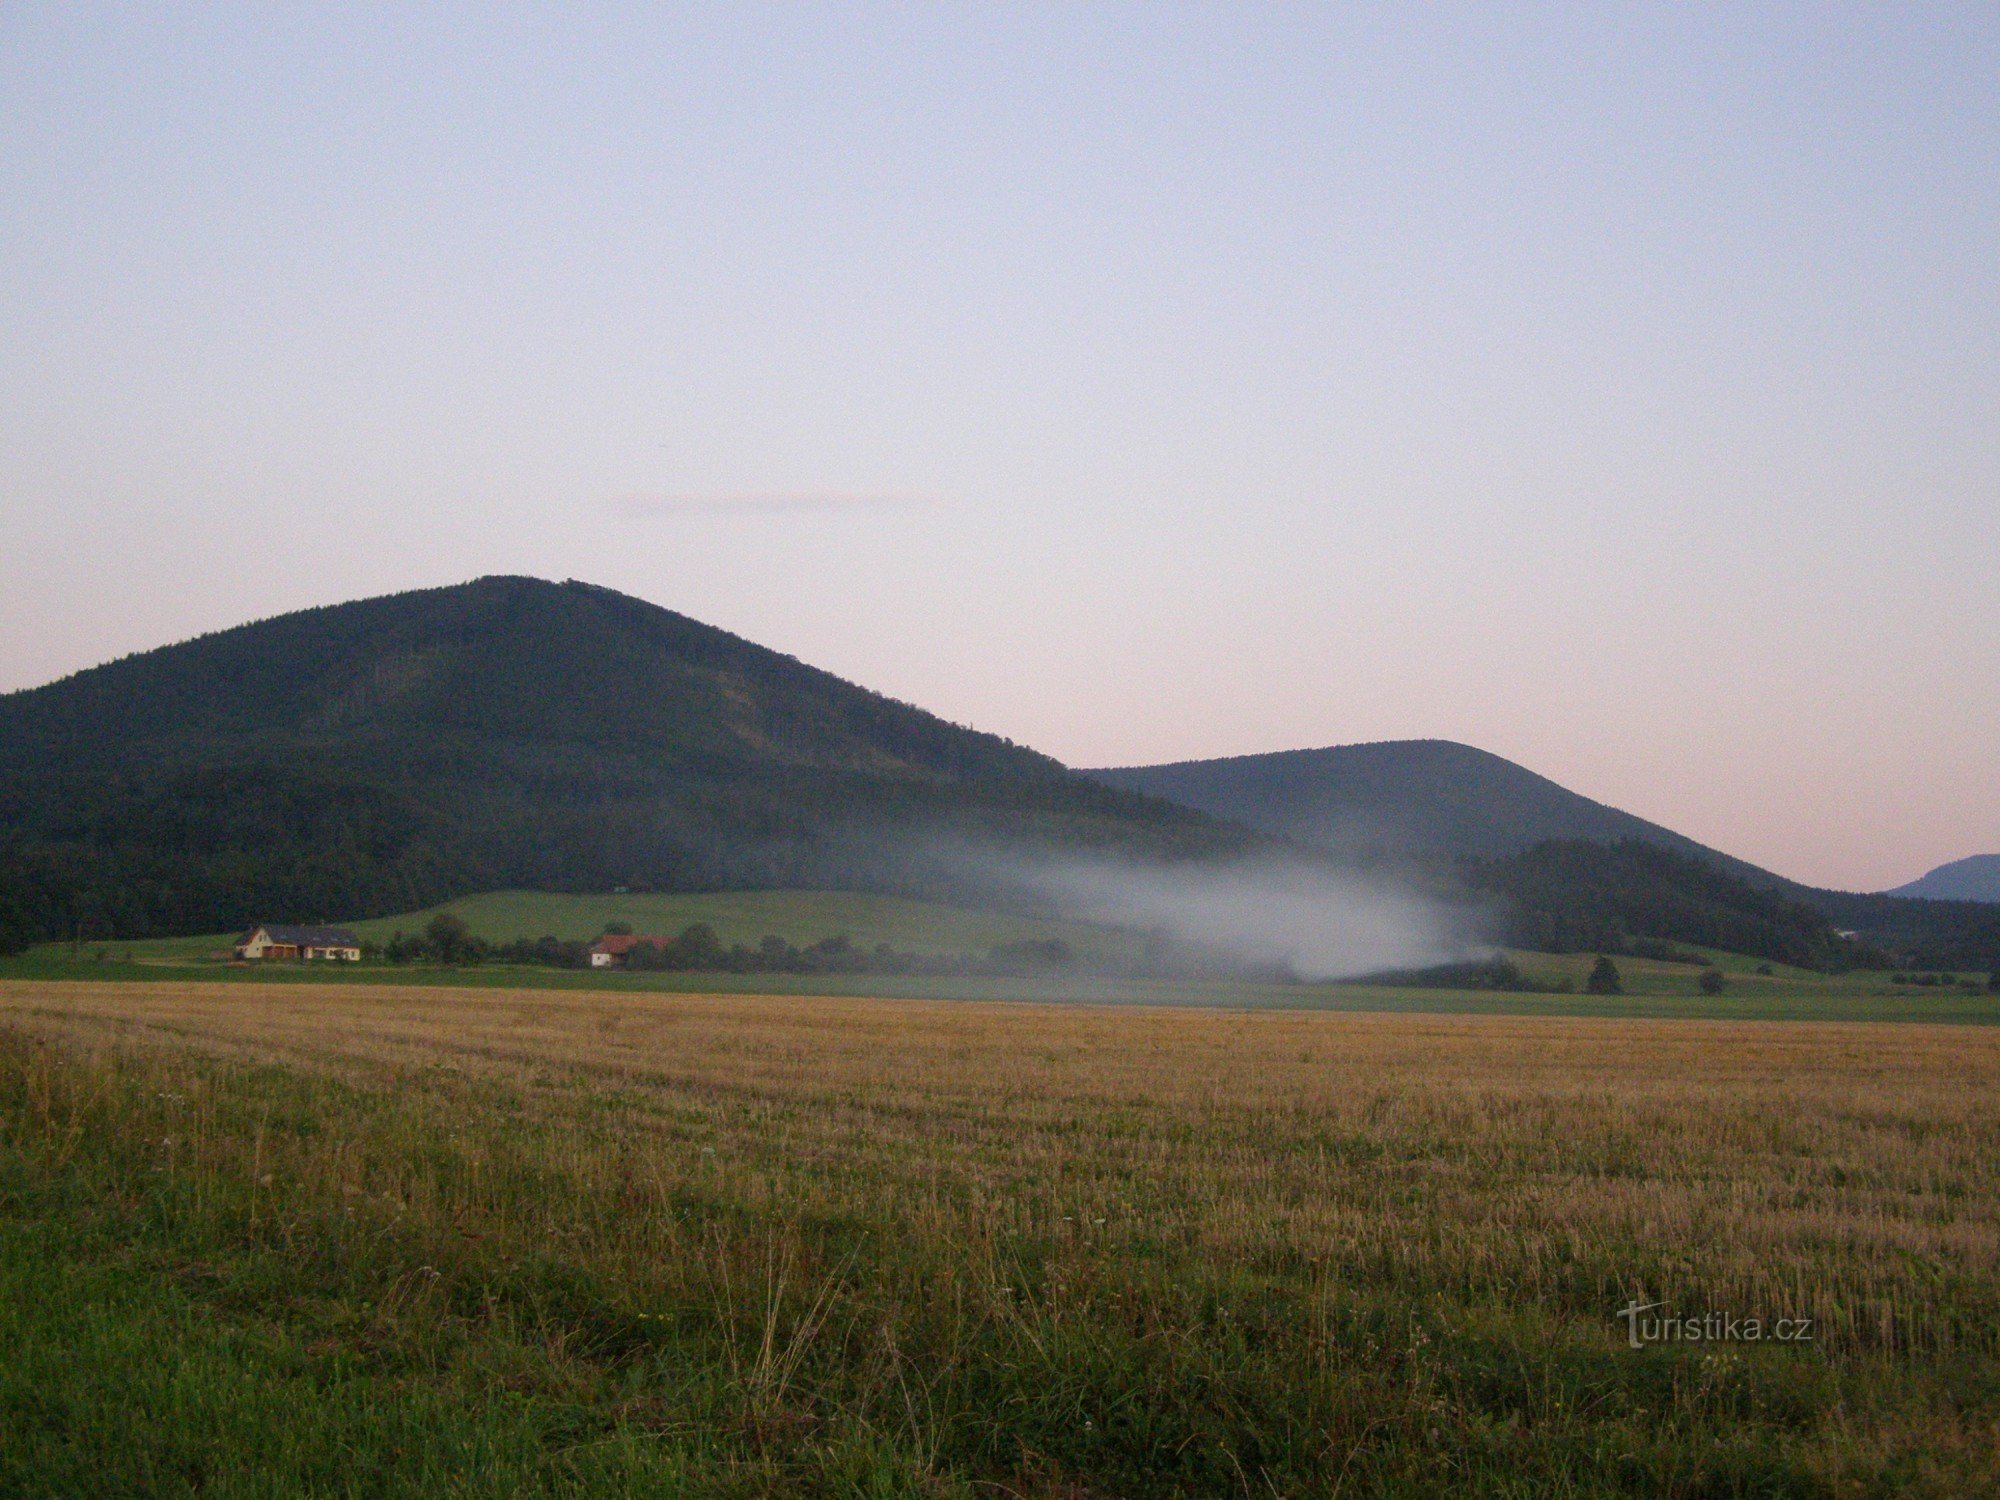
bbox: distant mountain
[0,577,1242,948]
[1886,856,2000,904]
[1088,741,2000,971]
[1086,740,1772,877]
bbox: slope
[0,577,1242,946]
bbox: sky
[1,4,1995,892]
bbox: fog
[946,845,1475,981]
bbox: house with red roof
[587,933,669,968]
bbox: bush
[1698,968,1727,995]
[1584,955,1623,996]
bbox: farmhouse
[587,933,668,968]
[234,924,363,962]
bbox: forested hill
[0,577,1241,947]
[1087,740,1768,876]
[1090,741,2000,970]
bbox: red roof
[588,934,669,955]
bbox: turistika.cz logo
[1616,1300,1814,1349]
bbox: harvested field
[3,978,1998,1495]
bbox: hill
[0,577,1242,949]
[1086,740,1768,875]
[1887,855,2000,903]
[1090,742,2000,970]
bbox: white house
[234,924,363,962]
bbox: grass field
[31,889,1147,965]
[3,977,1998,1495]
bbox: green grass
[0,1044,892,1495]
[0,1217,703,1496]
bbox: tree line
[369,913,1283,982]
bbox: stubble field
[2,979,1997,1496]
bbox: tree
[1585,955,1623,996]
[676,923,722,967]
[423,911,477,965]
[603,921,633,936]
[1698,968,1727,995]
